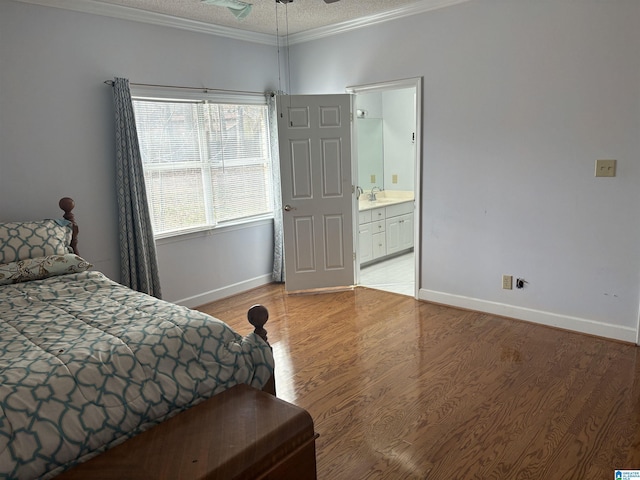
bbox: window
[132,90,273,238]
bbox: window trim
[131,85,274,239]
[130,85,267,106]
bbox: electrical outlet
[370,174,376,183]
[595,159,616,177]
[502,275,513,290]
[392,174,398,184]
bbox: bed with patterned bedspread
[0,205,275,479]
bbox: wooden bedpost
[59,197,79,255]
[248,304,269,343]
[248,304,276,396]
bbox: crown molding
[12,0,278,45]
[12,0,472,46]
[287,0,472,45]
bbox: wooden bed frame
[59,197,79,256]
[57,196,276,396]
[2,199,319,479]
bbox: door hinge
[353,252,356,261]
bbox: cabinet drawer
[385,201,413,218]
[371,208,385,221]
[358,210,372,225]
[371,220,385,233]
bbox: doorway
[346,78,422,297]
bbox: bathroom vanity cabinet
[358,200,413,265]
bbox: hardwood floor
[196,283,640,480]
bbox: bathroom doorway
[347,78,422,298]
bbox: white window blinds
[132,95,273,237]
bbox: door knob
[284,205,296,211]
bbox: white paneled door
[277,95,354,292]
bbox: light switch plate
[595,159,616,177]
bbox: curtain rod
[103,80,266,96]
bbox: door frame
[346,77,423,298]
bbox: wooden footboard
[56,384,317,480]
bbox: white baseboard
[173,274,273,309]
[419,288,637,344]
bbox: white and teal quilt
[0,271,274,479]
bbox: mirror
[356,118,384,189]
[354,88,416,193]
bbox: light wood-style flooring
[197,283,640,480]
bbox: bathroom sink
[358,190,414,211]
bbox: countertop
[358,190,414,211]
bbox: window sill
[155,216,274,246]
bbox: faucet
[369,186,382,201]
[356,186,364,199]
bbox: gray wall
[290,0,640,341]
[0,0,279,305]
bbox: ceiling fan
[277,0,340,3]
[202,0,340,21]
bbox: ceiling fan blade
[324,0,340,3]
[202,0,252,19]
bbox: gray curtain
[112,77,162,298]
[268,92,284,282]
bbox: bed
[0,198,275,479]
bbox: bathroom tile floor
[359,251,415,296]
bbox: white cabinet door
[386,210,413,256]
[385,216,401,255]
[372,232,386,259]
[399,213,414,250]
[359,223,373,263]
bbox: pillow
[0,254,92,286]
[0,219,73,264]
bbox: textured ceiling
[92,0,431,35]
